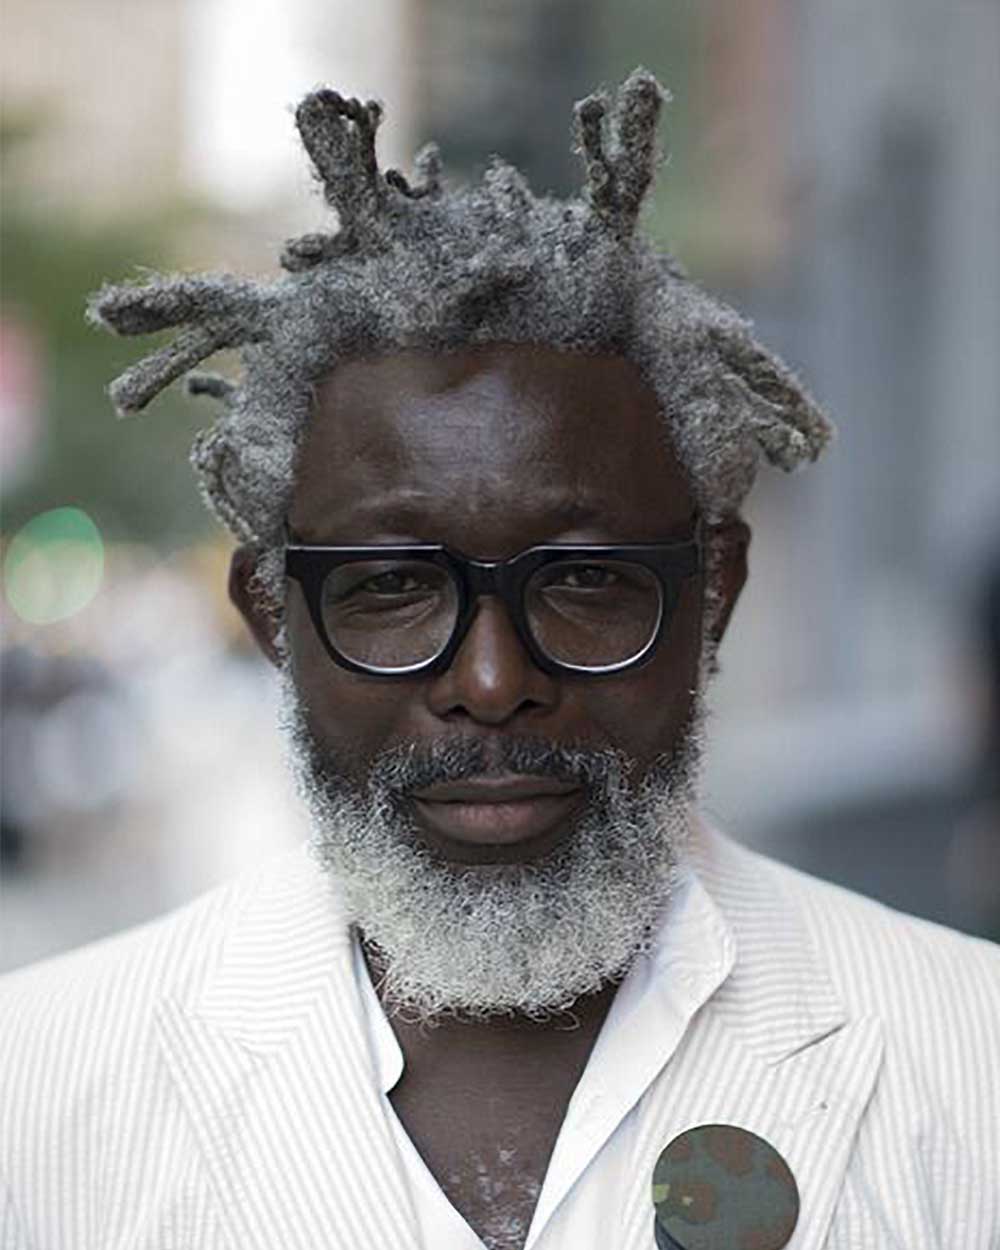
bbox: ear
[229,546,283,667]
[705,519,751,649]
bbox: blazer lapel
[154,848,420,1250]
[620,822,885,1249]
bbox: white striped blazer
[2,820,998,1249]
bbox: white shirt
[350,864,735,1249]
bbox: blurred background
[2,0,998,971]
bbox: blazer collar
[684,814,849,1063]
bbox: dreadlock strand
[279,232,345,272]
[609,69,665,229]
[714,330,833,469]
[191,424,256,543]
[748,416,813,470]
[109,325,233,416]
[483,159,534,228]
[356,98,384,186]
[295,89,385,234]
[384,168,412,195]
[574,92,615,222]
[295,89,353,192]
[412,143,443,198]
[186,373,239,407]
[385,142,444,201]
[87,275,262,337]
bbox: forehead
[289,344,694,545]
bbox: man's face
[288,345,704,845]
[234,343,747,1018]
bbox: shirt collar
[350,841,735,1103]
[351,933,405,1095]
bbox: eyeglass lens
[320,558,663,670]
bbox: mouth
[407,774,586,862]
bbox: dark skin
[231,343,749,1244]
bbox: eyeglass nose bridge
[462,555,515,597]
[446,553,537,662]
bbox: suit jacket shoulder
[0,847,315,1250]
[756,837,1000,1036]
[701,829,1000,1248]
[1,851,262,1053]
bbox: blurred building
[2,0,187,220]
[2,0,418,241]
[702,0,1000,934]
[183,0,418,236]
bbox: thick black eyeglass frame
[283,517,704,678]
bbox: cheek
[580,582,703,760]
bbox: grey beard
[278,667,705,1024]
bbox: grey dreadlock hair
[87,70,832,630]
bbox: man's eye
[549,564,620,590]
[361,570,426,595]
[325,563,447,607]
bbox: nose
[425,595,559,726]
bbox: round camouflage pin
[650,1124,799,1250]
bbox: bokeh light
[3,507,105,624]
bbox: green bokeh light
[3,507,105,624]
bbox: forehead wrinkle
[295,346,698,543]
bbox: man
[1,72,997,1250]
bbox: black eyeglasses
[284,519,703,678]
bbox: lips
[408,773,585,856]
[412,774,581,803]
